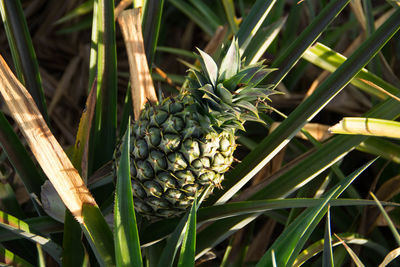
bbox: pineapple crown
[185,39,276,132]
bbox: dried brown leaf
[0,55,96,223]
[117,8,157,120]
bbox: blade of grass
[302,42,399,99]
[142,0,164,66]
[88,0,98,89]
[0,216,63,242]
[55,0,94,25]
[222,0,238,34]
[236,0,277,51]
[114,123,143,267]
[378,247,400,267]
[0,112,45,197]
[177,199,197,267]
[323,207,334,267]
[62,211,85,267]
[243,17,286,65]
[189,0,221,29]
[91,0,117,170]
[256,188,340,267]
[0,0,49,122]
[168,0,215,36]
[335,233,365,267]
[0,210,62,262]
[156,46,197,59]
[358,137,400,164]
[0,245,35,267]
[156,187,212,267]
[370,192,400,246]
[81,204,115,266]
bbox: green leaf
[0,0,49,122]
[370,192,400,246]
[0,246,34,267]
[168,0,216,36]
[188,0,221,30]
[0,112,45,198]
[156,186,212,267]
[216,84,232,104]
[197,49,218,87]
[82,204,115,267]
[0,210,62,263]
[177,199,197,267]
[322,208,334,267]
[236,0,277,51]
[243,17,286,64]
[55,0,94,25]
[62,211,85,267]
[357,137,400,164]
[219,39,240,81]
[90,0,117,172]
[302,42,399,99]
[156,46,197,59]
[142,0,164,67]
[114,123,143,267]
[222,0,238,34]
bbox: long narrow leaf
[302,42,399,99]
[322,207,334,267]
[177,199,197,267]
[0,245,35,267]
[114,123,143,267]
[91,0,117,171]
[0,112,45,197]
[142,0,164,66]
[0,210,62,262]
[236,0,277,51]
[0,0,49,122]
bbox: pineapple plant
[114,40,275,219]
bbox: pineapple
[115,40,274,219]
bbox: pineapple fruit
[114,40,274,219]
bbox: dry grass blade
[270,122,332,142]
[378,247,400,267]
[0,55,96,222]
[118,8,157,120]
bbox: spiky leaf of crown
[186,39,276,132]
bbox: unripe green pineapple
[115,40,274,220]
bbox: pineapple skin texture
[125,96,236,219]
